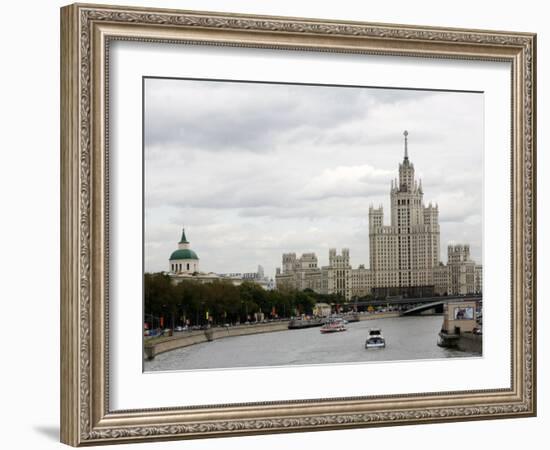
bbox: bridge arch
[401,301,445,316]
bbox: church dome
[170,249,199,260]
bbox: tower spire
[179,227,189,244]
[403,130,409,161]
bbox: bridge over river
[345,295,482,316]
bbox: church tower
[169,227,200,274]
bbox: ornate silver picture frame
[60,3,536,446]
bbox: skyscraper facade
[369,130,440,289]
[273,131,482,299]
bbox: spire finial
[403,130,409,160]
[179,226,189,244]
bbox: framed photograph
[60,3,536,446]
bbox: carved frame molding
[60,3,536,446]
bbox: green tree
[144,272,176,327]
[294,290,316,315]
[239,282,266,319]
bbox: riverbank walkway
[144,311,400,360]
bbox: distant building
[218,268,275,290]
[276,248,372,301]
[475,264,483,295]
[369,130,440,289]
[447,244,478,295]
[325,248,352,299]
[434,262,451,296]
[313,303,332,317]
[168,229,274,289]
[350,264,373,299]
[433,245,483,296]
[169,228,199,274]
[275,131,482,299]
[276,252,322,292]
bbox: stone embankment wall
[358,312,400,320]
[144,321,289,359]
[456,333,482,353]
[144,312,401,359]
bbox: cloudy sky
[144,78,483,277]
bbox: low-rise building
[433,262,451,296]
[313,303,332,317]
[276,252,322,292]
[350,265,373,299]
[275,249,373,301]
[447,244,477,295]
[475,264,483,295]
[168,229,274,289]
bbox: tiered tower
[369,131,440,288]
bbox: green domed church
[169,228,199,274]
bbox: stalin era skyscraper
[369,131,440,292]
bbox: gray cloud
[144,78,483,276]
[144,79,438,153]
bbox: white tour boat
[320,318,347,333]
[365,328,386,348]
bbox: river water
[144,315,479,372]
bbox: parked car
[147,328,162,338]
